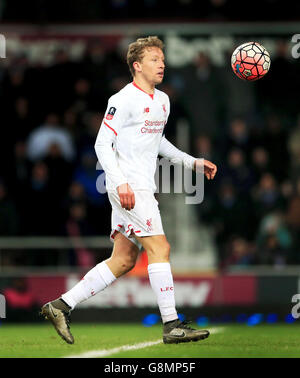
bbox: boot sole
[40,303,74,344]
[163,331,210,344]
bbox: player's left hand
[194,159,217,180]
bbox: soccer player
[41,36,217,344]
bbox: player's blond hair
[127,36,164,77]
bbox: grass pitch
[0,323,300,358]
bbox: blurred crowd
[0,36,300,269]
[0,0,298,22]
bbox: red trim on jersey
[132,81,154,100]
[104,121,117,136]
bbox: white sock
[62,261,116,309]
[148,262,178,324]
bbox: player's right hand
[117,183,135,210]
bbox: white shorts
[108,190,164,250]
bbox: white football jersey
[95,81,196,192]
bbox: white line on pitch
[64,327,225,358]
[209,327,225,334]
[64,339,162,358]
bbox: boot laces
[63,312,71,329]
[177,320,195,331]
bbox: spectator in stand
[220,118,254,160]
[251,146,272,182]
[65,181,87,207]
[222,148,255,194]
[260,234,289,267]
[26,113,75,162]
[221,236,256,270]
[7,141,31,196]
[252,172,285,221]
[62,108,81,143]
[70,78,95,114]
[195,134,221,175]
[280,179,294,202]
[256,212,293,266]
[11,97,34,141]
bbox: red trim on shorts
[132,81,154,100]
[104,121,117,136]
[126,224,133,233]
[125,224,141,235]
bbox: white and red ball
[231,42,271,81]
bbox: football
[231,42,271,81]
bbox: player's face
[137,47,165,85]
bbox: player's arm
[158,135,217,180]
[94,100,135,210]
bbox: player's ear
[133,61,142,73]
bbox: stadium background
[0,0,300,326]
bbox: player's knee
[121,256,136,273]
[116,251,137,273]
[147,241,170,261]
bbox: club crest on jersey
[162,104,166,113]
[144,107,150,113]
[106,107,116,120]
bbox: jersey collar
[132,81,154,100]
